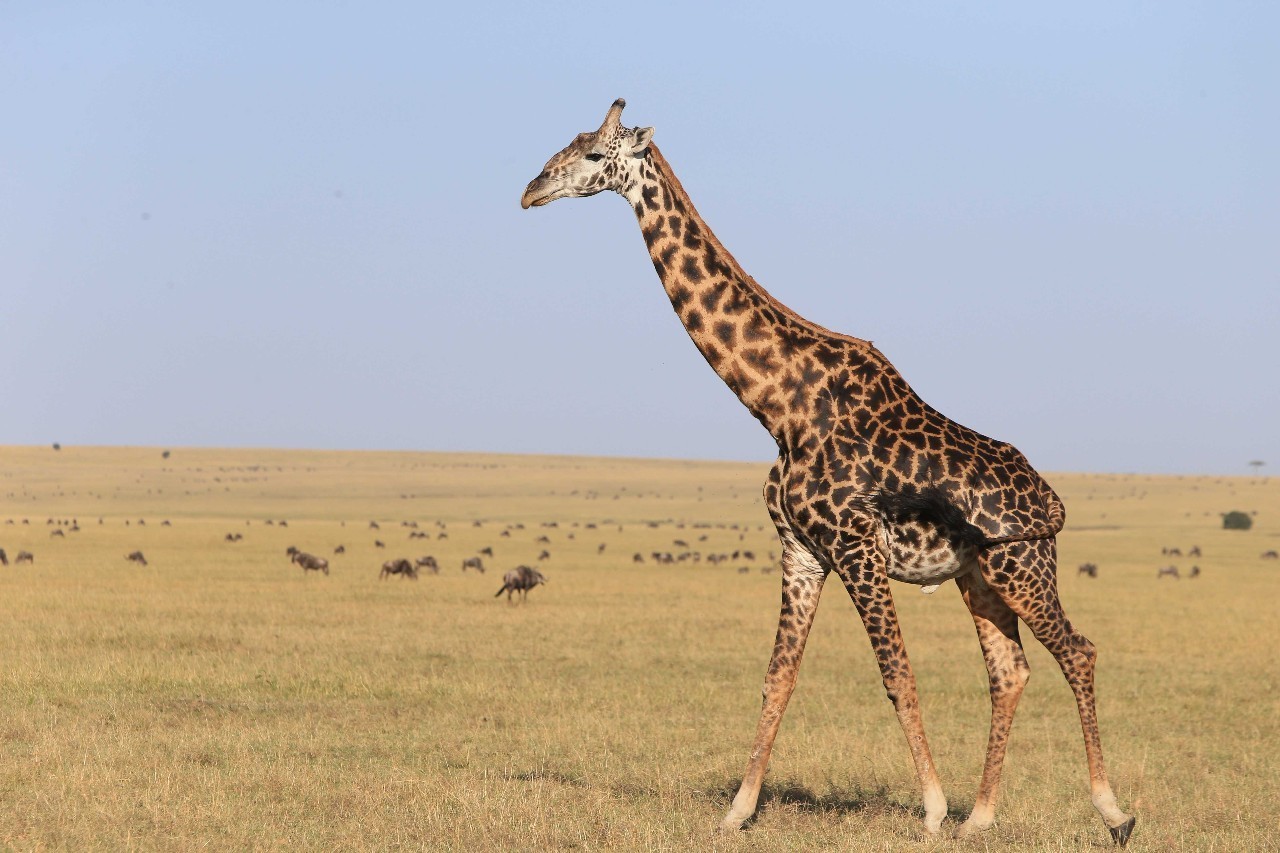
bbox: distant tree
[162,450,171,459]
[1222,511,1253,531]
[52,442,61,451]
[1248,460,1265,473]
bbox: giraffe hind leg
[980,540,1136,846]
[953,566,1030,838]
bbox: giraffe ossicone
[522,99,1135,846]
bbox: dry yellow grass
[1,445,1278,850]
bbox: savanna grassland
[1,445,1278,851]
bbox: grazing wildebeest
[494,565,547,602]
[535,535,550,544]
[1188,565,1201,578]
[415,555,440,575]
[633,553,644,563]
[598,543,607,554]
[292,551,329,575]
[1262,550,1279,560]
[374,540,385,549]
[126,551,148,567]
[380,558,417,580]
[1188,546,1201,558]
[334,545,346,554]
[225,532,243,542]
[537,550,551,561]
[1078,563,1098,578]
[480,546,494,557]
[369,521,380,530]
[1157,566,1180,580]
[462,556,486,573]
[737,566,750,575]
[50,529,64,538]
[15,551,34,564]
[0,548,7,565]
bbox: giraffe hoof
[954,818,993,839]
[1108,816,1136,846]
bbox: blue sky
[2,2,1276,474]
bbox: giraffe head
[521,98,655,209]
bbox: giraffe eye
[584,152,604,162]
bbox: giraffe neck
[623,143,872,446]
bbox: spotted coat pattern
[521,99,1134,846]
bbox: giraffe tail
[980,485,1066,546]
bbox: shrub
[1222,511,1253,531]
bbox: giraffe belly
[881,521,978,585]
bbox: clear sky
[3,2,1276,475]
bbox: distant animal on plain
[291,551,329,575]
[597,543,607,554]
[225,533,243,542]
[374,540,385,549]
[537,550,551,561]
[1188,546,1201,558]
[50,529,64,538]
[334,545,346,554]
[462,556,486,573]
[737,566,749,575]
[380,558,417,580]
[0,548,7,565]
[1188,566,1201,579]
[369,521,380,530]
[1162,547,1182,557]
[15,551,34,564]
[494,565,547,602]
[480,546,494,557]
[126,551,147,567]
[633,553,644,563]
[415,555,440,574]
[1077,563,1098,578]
[536,535,551,544]
[1262,550,1279,560]
[1157,566,1180,580]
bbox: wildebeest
[15,551,34,564]
[537,550,551,561]
[415,555,440,574]
[334,545,346,554]
[461,556,486,573]
[1188,565,1201,578]
[374,540,385,549]
[0,548,7,565]
[1077,563,1098,578]
[126,550,147,566]
[1262,550,1279,560]
[225,532,243,542]
[479,546,494,557]
[291,550,329,575]
[1157,566,1180,580]
[1188,546,1202,558]
[380,558,417,580]
[494,565,547,602]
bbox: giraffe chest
[879,519,978,585]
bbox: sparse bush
[1222,511,1253,531]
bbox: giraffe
[521,99,1135,846]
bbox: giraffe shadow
[709,780,970,825]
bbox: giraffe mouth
[520,180,559,209]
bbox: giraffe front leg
[720,549,827,831]
[833,535,948,835]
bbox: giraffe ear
[629,126,654,155]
